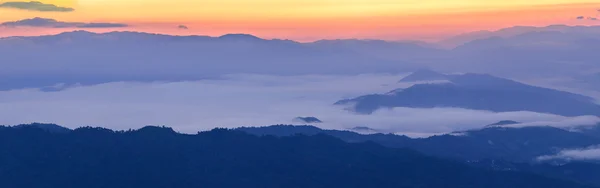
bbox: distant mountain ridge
[336,71,600,116]
[0,31,430,91]
[3,25,600,90]
[440,25,600,47]
[443,28,600,78]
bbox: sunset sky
[1,0,599,41]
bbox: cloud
[537,145,600,162]
[500,116,600,129]
[78,23,129,28]
[1,17,128,28]
[178,25,189,30]
[0,1,74,12]
[0,74,596,136]
[575,15,598,21]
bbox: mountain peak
[399,69,448,82]
[218,33,263,41]
[136,126,177,135]
[13,123,71,133]
[52,30,98,40]
[58,30,97,36]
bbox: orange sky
[1,0,599,41]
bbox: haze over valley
[3,1,600,186]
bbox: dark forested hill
[238,125,600,162]
[0,125,593,188]
[238,125,600,186]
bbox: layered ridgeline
[239,124,600,186]
[0,31,434,91]
[335,70,600,117]
[238,123,600,162]
[2,25,600,91]
[0,124,594,188]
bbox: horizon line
[1,23,599,44]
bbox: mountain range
[238,123,600,162]
[439,25,600,47]
[0,31,422,91]
[2,124,593,188]
[238,124,600,186]
[2,25,600,91]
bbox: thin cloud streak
[1,17,128,28]
[538,145,600,161]
[0,1,74,12]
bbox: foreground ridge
[0,124,593,188]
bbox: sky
[1,0,599,41]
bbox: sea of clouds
[0,74,598,137]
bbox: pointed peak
[399,69,448,82]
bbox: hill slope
[238,125,600,162]
[336,73,600,116]
[0,125,592,188]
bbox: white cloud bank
[538,145,600,161]
[0,74,597,136]
[501,116,600,129]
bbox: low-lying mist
[0,74,597,137]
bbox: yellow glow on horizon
[38,0,77,7]
[1,0,599,40]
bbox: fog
[538,145,600,161]
[1,74,597,137]
[2,25,600,137]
